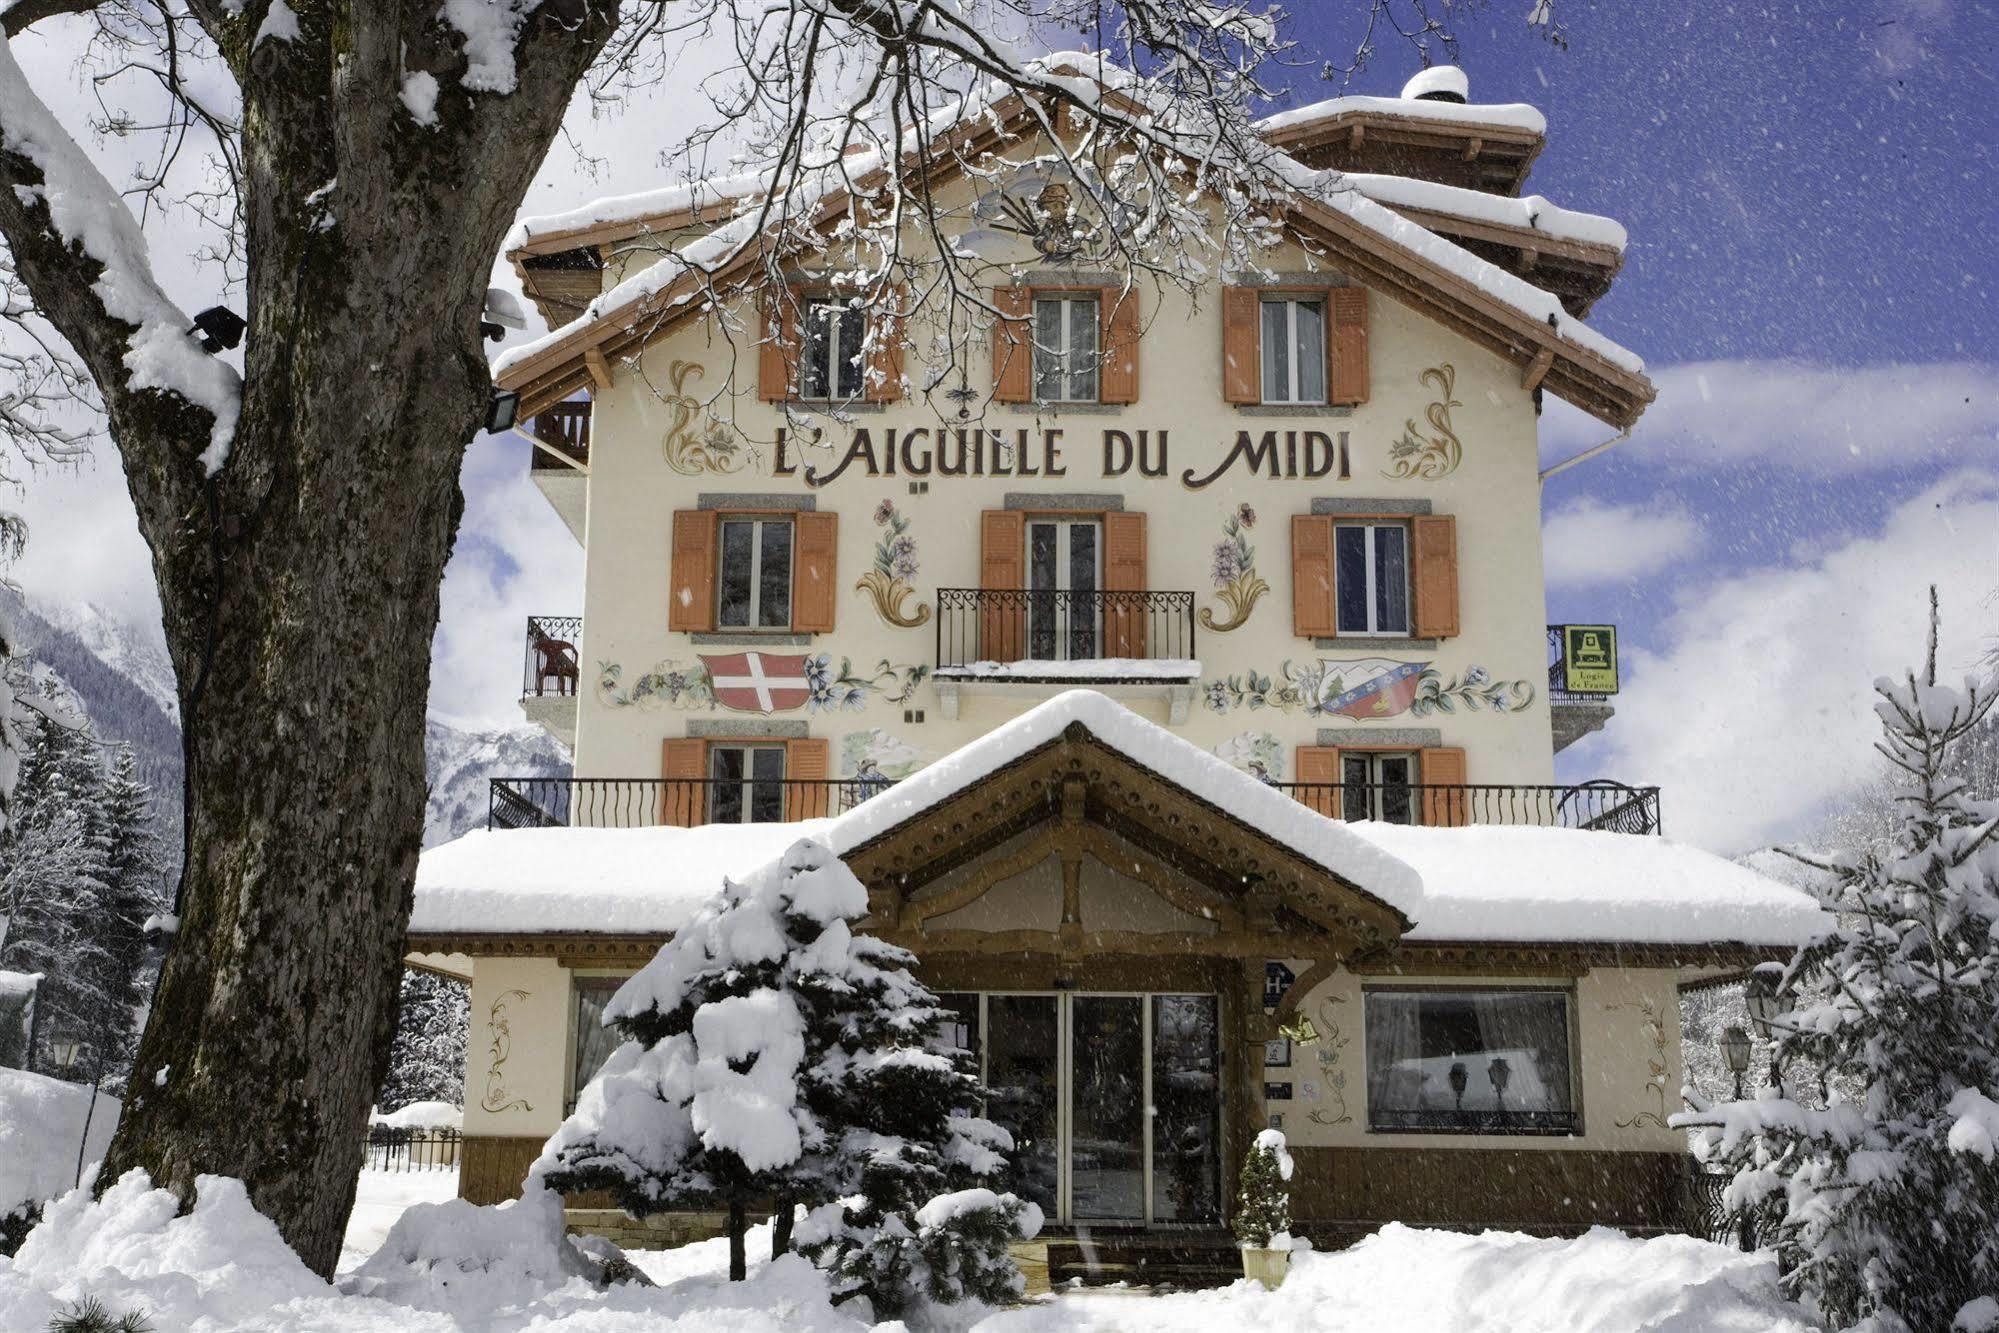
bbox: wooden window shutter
[661,738,707,828]
[791,512,839,633]
[1099,288,1140,404]
[1295,745,1341,818]
[786,737,831,820]
[992,286,1032,403]
[863,286,906,403]
[668,509,718,632]
[1410,514,1460,638]
[979,509,1025,662]
[1221,286,1261,404]
[1328,286,1370,406]
[1102,511,1148,657]
[758,292,798,402]
[1291,514,1337,637]
[1419,746,1469,828]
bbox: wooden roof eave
[1262,111,1546,192]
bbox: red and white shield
[701,652,813,714]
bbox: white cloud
[1567,471,1999,853]
[1540,359,1997,473]
[1542,498,1702,587]
[7,454,166,639]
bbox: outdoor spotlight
[188,305,246,353]
[485,389,520,435]
[1743,963,1785,1040]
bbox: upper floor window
[718,516,792,629]
[1342,751,1415,824]
[1363,987,1578,1135]
[1335,521,1409,636]
[709,742,788,823]
[1260,296,1325,405]
[799,300,863,400]
[1033,295,1100,403]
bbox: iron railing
[1692,1170,1754,1248]
[934,588,1197,674]
[523,616,582,698]
[1547,623,1618,705]
[364,1126,461,1172]
[489,775,896,830]
[1271,779,1660,834]
[528,402,591,471]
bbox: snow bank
[370,1100,463,1130]
[0,1067,119,1217]
[1347,823,1830,946]
[341,1186,605,1317]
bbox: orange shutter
[1102,512,1148,658]
[1291,514,1337,637]
[979,510,1025,662]
[661,738,707,827]
[790,512,839,633]
[759,292,797,402]
[992,286,1032,403]
[1295,746,1341,818]
[786,737,831,820]
[1328,286,1370,406]
[1099,288,1140,404]
[864,286,906,403]
[1221,286,1261,404]
[1410,514,1459,638]
[1419,746,1469,828]
[668,509,718,632]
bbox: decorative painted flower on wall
[660,360,748,476]
[1200,502,1269,633]
[805,655,930,711]
[1383,364,1465,481]
[596,658,717,710]
[1214,730,1286,783]
[599,654,929,714]
[1203,658,1534,718]
[855,499,931,628]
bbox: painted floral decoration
[596,659,716,710]
[805,654,930,711]
[1203,659,1535,718]
[1383,364,1465,481]
[1200,502,1269,633]
[660,360,747,476]
[855,499,931,628]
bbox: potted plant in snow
[1234,1127,1295,1289]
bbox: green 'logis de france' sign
[1561,625,1619,695]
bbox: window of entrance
[939,990,1221,1226]
[1342,751,1416,824]
[1026,517,1102,661]
[708,743,786,823]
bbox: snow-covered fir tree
[1234,1128,1294,1248]
[1676,600,1999,1332]
[377,970,469,1112]
[534,837,1034,1309]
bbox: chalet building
[408,61,1823,1269]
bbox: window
[1364,988,1578,1135]
[798,299,863,399]
[717,516,792,630]
[1033,295,1099,402]
[1342,751,1415,824]
[1026,516,1102,660]
[1260,297,1325,404]
[1334,522,1409,635]
[569,976,626,1113]
[708,742,787,823]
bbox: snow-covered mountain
[424,718,570,847]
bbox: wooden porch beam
[583,345,614,390]
[1522,346,1556,392]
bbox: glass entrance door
[1027,517,1101,660]
[944,991,1221,1226]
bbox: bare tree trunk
[772,1194,795,1256]
[729,1198,749,1281]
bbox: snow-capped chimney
[1401,66,1469,104]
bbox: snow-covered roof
[412,692,1824,951]
[1340,173,1627,253]
[1255,93,1547,138]
[506,172,765,254]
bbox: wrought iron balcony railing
[523,616,582,698]
[934,588,1197,675]
[528,402,590,471]
[489,775,896,831]
[1271,779,1660,835]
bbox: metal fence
[490,776,896,830]
[1691,1171,1755,1249]
[935,587,1197,672]
[364,1126,461,1172]
[1271,779,1661,834]
[523,615,582,698]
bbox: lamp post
[1742,963,1790,1089]
[50,1036,99,1190]
[1718,1024,1752,1100]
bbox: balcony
[526,402,590,540]
[1274,779,1660,835]
[489,776,892,830]
[519,615,581,746]
[1547,624,1619,754]
[932,588,1201,721]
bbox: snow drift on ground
[0,1067,120,1217]
[4,1169,1821,1332]
[370,1100,463,1130]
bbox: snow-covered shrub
[535,836,1023,1299]
[798,1184,1041,1319]
[1676,605,1999,1332]
[1234,1128,1293,1248]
